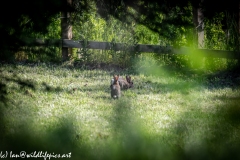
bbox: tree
[1,0,239,62]
[0,0,74,61]
[95,0,240,48]
[96,0,193,45]
[192,0,204,48]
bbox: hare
[110,75,121,99]
[118,75,134,89]
[126,75,134,88]
[111,75,134,90]
[118,76,130,89]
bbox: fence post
[192,1,204,49]
[61,0,72,61]
[197,6,204,49]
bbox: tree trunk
[61,0,72,62]
[192,1,204,49]
[192,6,198,47]
[238,1,240,65]
[197,7,204,48]
[238,1,240,48]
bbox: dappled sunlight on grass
[0,62,240,159]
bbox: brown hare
[110,75,133,90]
[110,75,121,99]
[126,75,134,88]
[118,75,134,89]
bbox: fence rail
[20,38,240,59]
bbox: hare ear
[113,75,118,80]
[113,75,118,79]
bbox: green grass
[0,62,240,159]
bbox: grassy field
[0,62,240,159]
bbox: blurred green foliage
[0,0,70,61]
[1,0,239,71]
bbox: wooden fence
[20,38,240,59]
